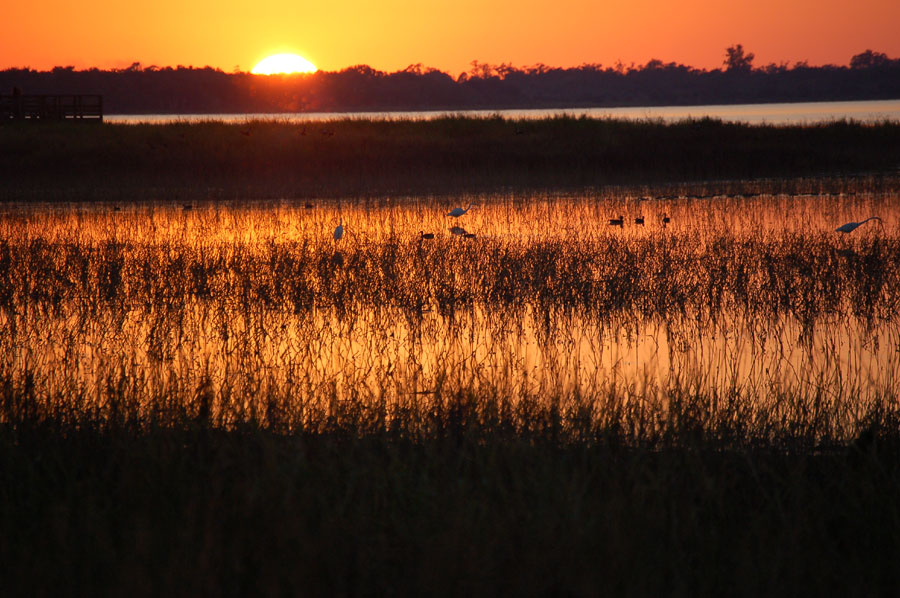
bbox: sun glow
[251,53,317,75]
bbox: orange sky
[3,0,899,74]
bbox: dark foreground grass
[3,418,900,597]
[2,116,900,200]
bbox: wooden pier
[1,92,103,122]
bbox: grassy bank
[2,116,900,200]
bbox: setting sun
[251,53,317,75]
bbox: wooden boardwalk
[1,93,103,122]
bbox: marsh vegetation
[3,191,899,440]
[3,157,900,593]
[3,117,900,200]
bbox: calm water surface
[107,99,900,126]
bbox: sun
[251,53,317,75]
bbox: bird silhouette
[449,226,468,236]
[420,231,435,239]
[836,217,881,234]
[333,217,344,241]
[608,216,624,227]
[634,216,645,225]
[447,204,473,218]
[661,214,671,225]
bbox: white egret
[333,217,344,241]
[836,217,881,234]
[447,204,473,218]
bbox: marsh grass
[2,190,899,440]
[2,116,900,200]
[3,188,900,595]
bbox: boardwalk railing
[1,94,103,122]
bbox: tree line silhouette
[2,47,898,114]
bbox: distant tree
[468,60,495,79]
[341,64,383,77]
[850,50,890,69]
[526,63,550,75]
[762,62,789,74]
[724,44,755,71]
[495,63,520,79]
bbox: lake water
[106,99,900,125]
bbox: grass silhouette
[1,116,899,200]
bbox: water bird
[634,216,644,225]
[449,226,468,236]
[463,233,477,238]
[447,204,473,218]
[333,217,344,241]
[420,231,435,239]
[835,217,882,234]
[662,214,671,225]
[608,216,624,227]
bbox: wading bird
[608,216,624,227]
[836,217,882,234]
[334,217,344,241]
[447,204,473,218]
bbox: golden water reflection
[1,189,898,434]
[6,301,898,421]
